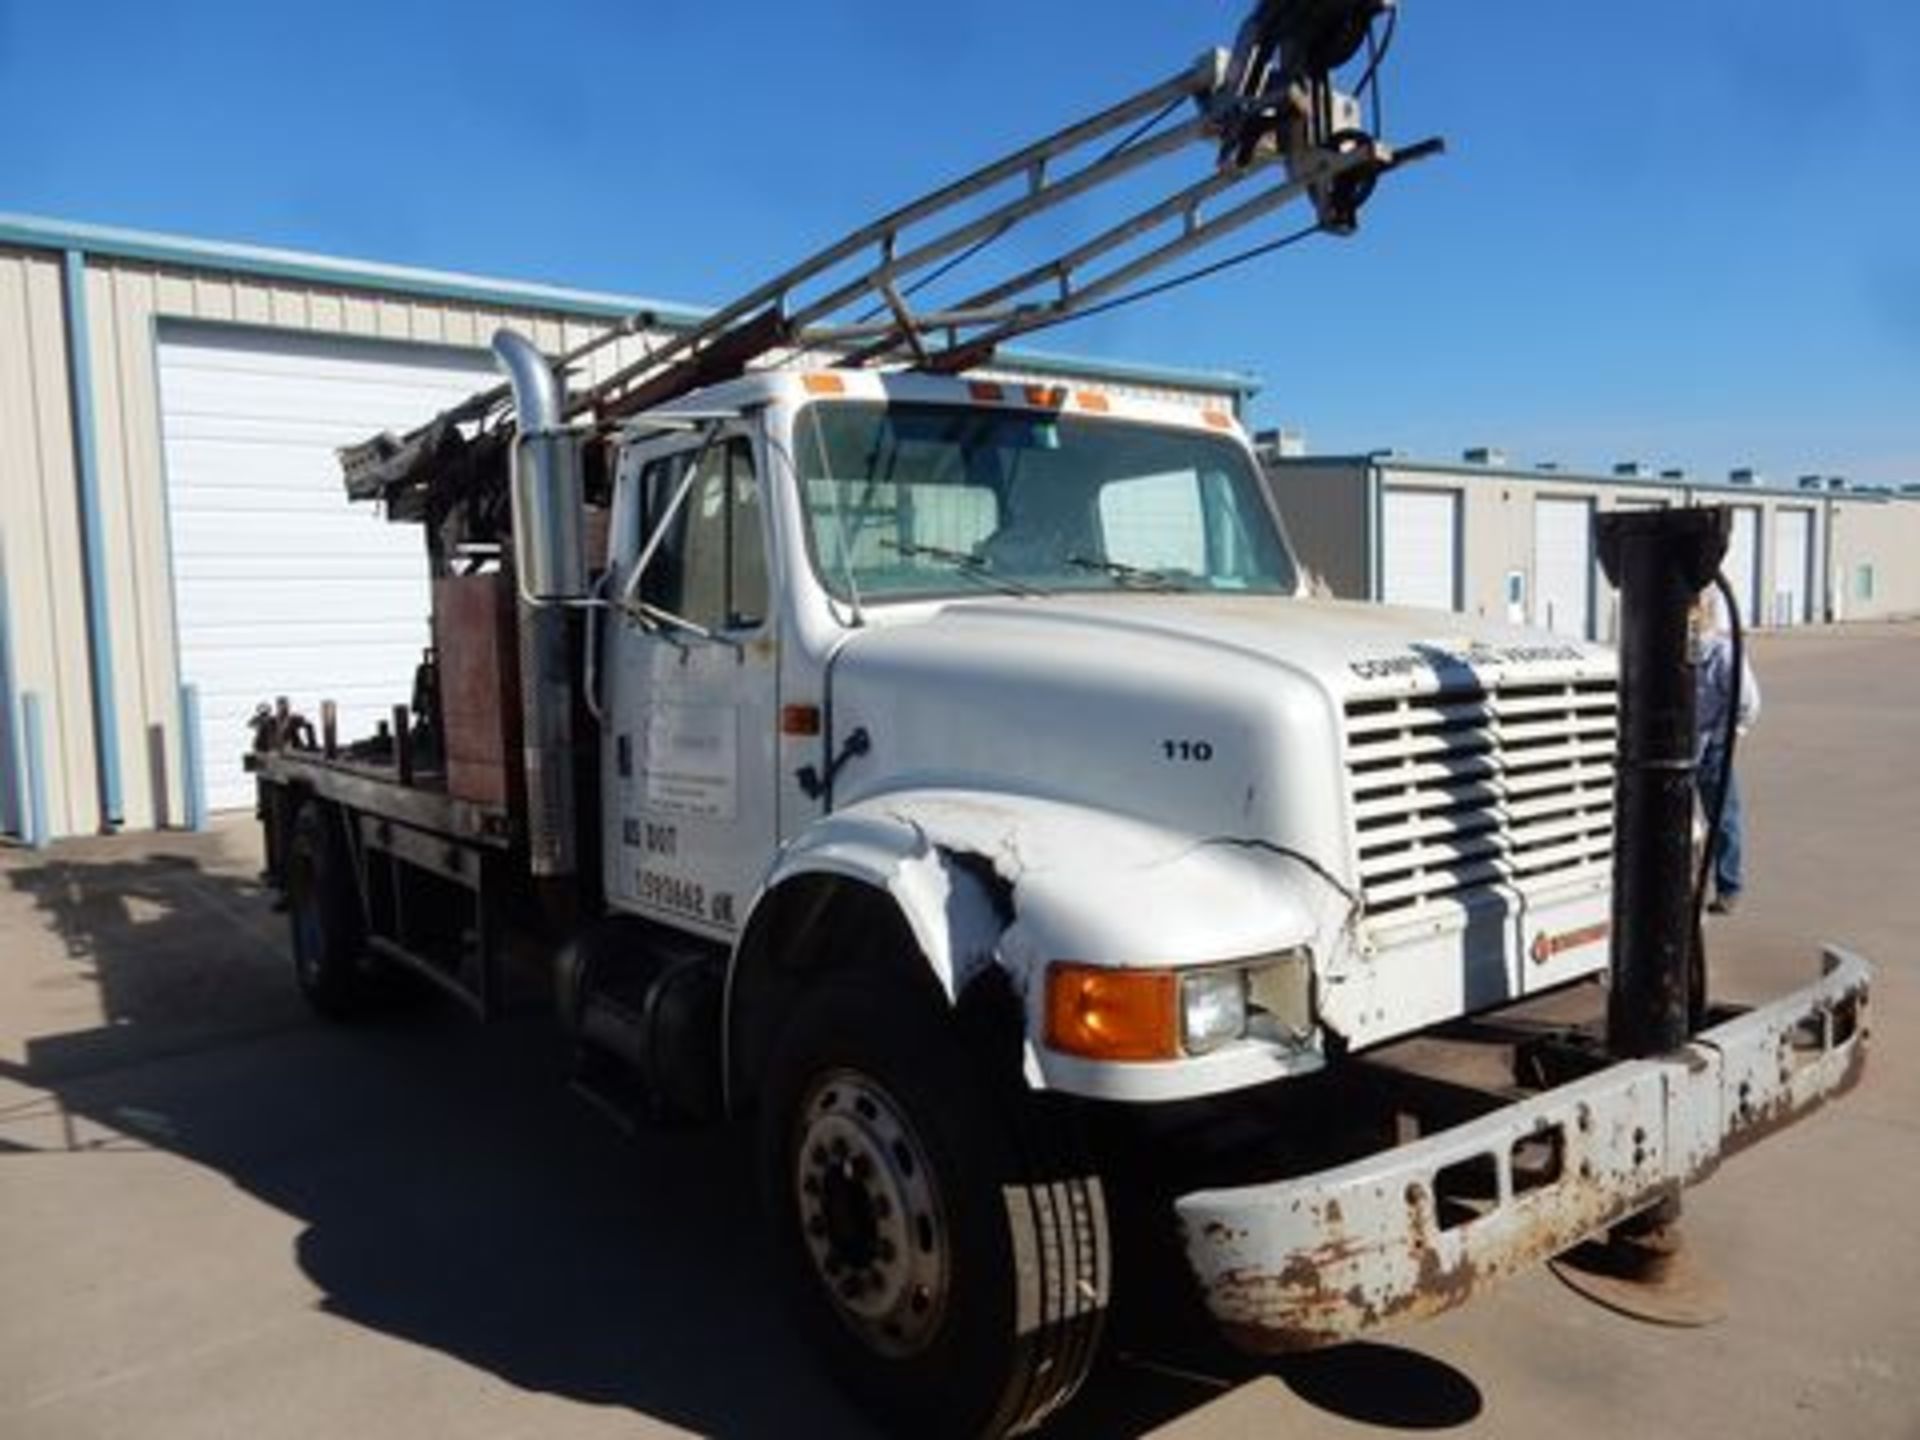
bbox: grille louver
[1344,678,1618,919]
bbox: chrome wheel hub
[793,1069,949,1356]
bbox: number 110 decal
[1162,739,1214,762]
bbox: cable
[1093,92,1188,169]
[1350,7,1398,133]
[896,224,1012,307]
[1364,27,1382,136]
[1690,571,1745,1021]
[1027,219,1326,333]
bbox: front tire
[758,976,1109,1438]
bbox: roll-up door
[157,324,496,810]
[1725,506,1761,627]
[1772,507,1814,626]
[1380,487,1459,611]
[1532,496,1594,638]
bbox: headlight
[1247,948,1315,1046]
[1045,951,1316,1062]
[1180,970,1248,1054]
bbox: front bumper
[1175,947,1871,1351]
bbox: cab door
[603,428,777,939]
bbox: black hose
[1689,571,1744,1020]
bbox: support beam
[0,532,21,838]
[22,691,50,849]
[180,683,207,833]
[61,248,123,830]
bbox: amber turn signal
[780,703,822,737]
[1045,963,1179,1062]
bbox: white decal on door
[641,703,739,819]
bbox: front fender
[747,789,1350,1102]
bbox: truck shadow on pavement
[4,849,1482,1436]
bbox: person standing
[1695,593,1760,914]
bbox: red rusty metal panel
[434,574,523,810]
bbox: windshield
[794,401,1297,602]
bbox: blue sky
[4,0,1917,484]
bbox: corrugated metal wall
[1829,494,1920,621]
[0,249,97,838]
[1258,459,1370,597]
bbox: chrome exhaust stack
[492,328,586,878]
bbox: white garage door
[1381,488,1459,611]
[1725,505,1761,627]
[1772,507,1814,626]
[1532,496,1594,638]
[158,325,497,810]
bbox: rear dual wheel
[285,800,381,1019]
[759,977,1110,1438]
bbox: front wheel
[758,976,1109,1438]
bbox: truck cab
[603,368,1617,1104]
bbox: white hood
[827,593,1616,882]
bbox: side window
[638,437,768,630]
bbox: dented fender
[748,789,1352,1102]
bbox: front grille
[1344,677,1618,920]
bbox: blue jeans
[1697,741,1744,899]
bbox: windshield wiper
[880,539,1046,598]
[1065,554,1189,591]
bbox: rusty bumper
[1175,946,1870,1352]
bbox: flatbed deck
[250,748,525,1016]
[248,749,516,848]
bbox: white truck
[248,5,1871,1434]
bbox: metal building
[1265,450,1920,640]
[0,214,1257,843]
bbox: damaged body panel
[820,588,1628,1064]
[1176,947,1870,1350]
[744,788,1335,1103]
